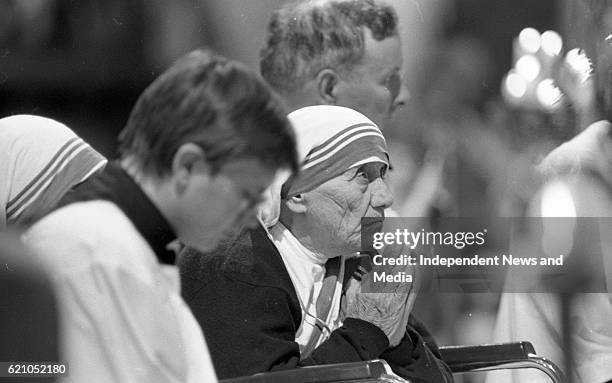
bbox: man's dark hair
[260,0,398,93]
[118,49,298,176]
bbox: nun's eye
[352,166,369,182]
[356,170,368,180]
[380,166,388,179]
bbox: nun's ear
[284,194,307,214]
[315,69,339,104]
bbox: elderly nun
[179,105,452,382]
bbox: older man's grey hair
[260,0,399,93]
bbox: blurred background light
[505,72,527,98]
[515,54,541,81]
[565,48,593,82]
[536,78,563,109]
[540,180,576,217]
[505,71,528,99]
[518,27,541,53]
[540,181,576,257]
[540,30,563,56]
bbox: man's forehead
[361,30,403,72]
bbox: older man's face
[334,30,409,128]
[300,162,393,256]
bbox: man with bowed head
[180,105,453,382]
[25,49,298,383]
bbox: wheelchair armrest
[219,360,408,383]
[439,341,536,371]
[439,342,566,383]
[219,342,565,383]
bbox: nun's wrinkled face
[299,161,393,256]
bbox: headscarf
[0,115,107,229]
[259,105,388,227]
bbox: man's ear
[171,143,208,195]
[284,194,307,214]
[316,69,340,104]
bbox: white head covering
[258,105,388,227]
[0,115,107,229]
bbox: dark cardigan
[179,225,453,382]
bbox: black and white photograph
[1,1,611,382]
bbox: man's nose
[370,178,394,209]
[394,84,410,108]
